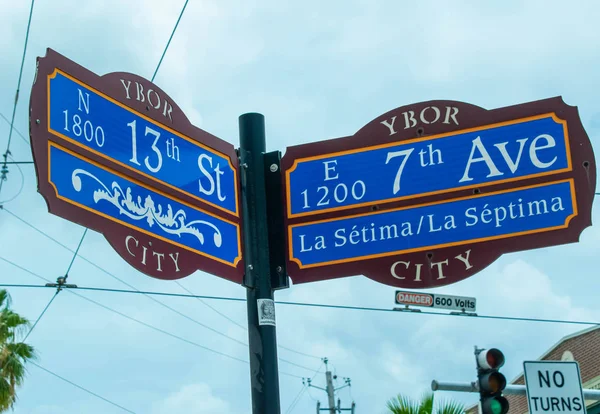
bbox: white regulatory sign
[395,291,476,312]
[524,361,586,414]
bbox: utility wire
[2,210,251,347]
[29,0,292,375]
[22,290,59,342]
[0,155,25,205]
[0,257,305,379]
[174,280,322,360]
[64,228,87,278]
[0,279,598,328]
[175,280,247,331]
[285,384,307,414]
[3,207,322,367]
[151,0,189,82]
[30,362,137,414]
[0,112,29,145]
[285,362,324,414]
[0,0,35,196]
[54,0,190,292]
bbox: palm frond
[0,290,34,412]
[419,392,434,414]
[0,378,11,411]
[387,394,420,414]
[0,291,11,310]
[4,343,36,362]
[436,397,465,414]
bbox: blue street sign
[286,115,570,217]
[49,143,242,267]
[48,70,238,216]
[289,179,575,268]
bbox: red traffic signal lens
[477,348,505,370]
[486,349,504,369]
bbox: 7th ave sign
[283,98,596,288]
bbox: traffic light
[476,348,509,414]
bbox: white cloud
[152,383,234,414]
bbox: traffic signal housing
[476,348,509,414]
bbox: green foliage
[0,290,37,411]
[387,392,465,414]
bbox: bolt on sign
[29,48,243,282]
[282,98,596,288]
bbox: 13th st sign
[283,98,596,288]
[30,49,243,282]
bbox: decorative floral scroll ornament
[71,169,222,247]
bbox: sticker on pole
[523,360,586,414]
[257,299,276,326]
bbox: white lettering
[494,138,528,173]
[169,252,180,272]
[391,261,409,279]
[120,79,132,99]
[125,235,138,256]
[77,89,90,114]
[420,106,441,124]
[299,234,312,252]
[381,116,398,136]
[530,134,557,169]
[454,250,473,270]
[147,89,161,109]
[443,106,459,125]
[459,136,503,183]
[198,154,215,196]
[136,82,145,102]
[402,111,417,129]
[431,259,449,279]
[323,160,339,181]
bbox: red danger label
[395,292,433,306]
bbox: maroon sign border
[282,97,596,289]
[29,48,244,283]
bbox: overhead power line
[0,257,305,379]
[56,0,191,300]
[152,0,189,82]
[0,154,25,204]
[30,362,137,414]
[0,0,36,196]
[1,277,599,328]
[285,361,324,413]
[174,280,322,360]
[0,112,29,146]
[22,290,59,342]
[2,207,323,363]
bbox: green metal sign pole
[239,113,285,414]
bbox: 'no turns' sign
[524,361,586,414]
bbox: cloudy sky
[1,0,600,413]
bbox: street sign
[29,48,243,282]
[282,98,596,288]
[287,114,570,218]
[395,290,476,312]
[524,361,586,414]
